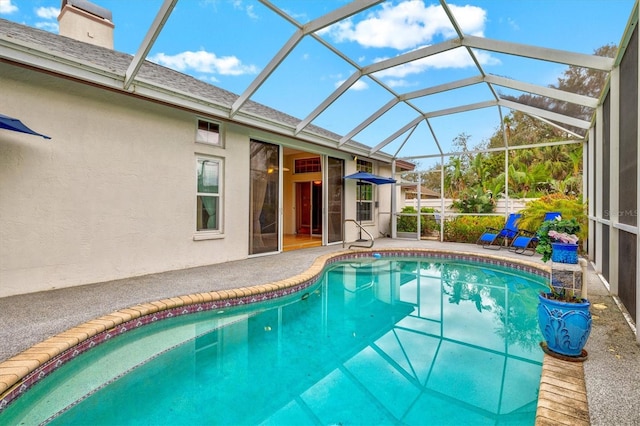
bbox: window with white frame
[197,157,222,231]
[356,159,373,222]
[356,159,373,173]
[196,119,222,146]
[294,157,321,173]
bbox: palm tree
[445,157,466,197]
[537,145,570,180]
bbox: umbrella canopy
[0,114,51,139]
[343,171,396,185]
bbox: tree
[431,44,613,204]
[500,44,616,134]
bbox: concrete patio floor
[0,239,638,425]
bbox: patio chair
[509,212,562,255]
[476,213,522,249]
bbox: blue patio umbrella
[344,171,396,240]
[343,171,396,185]
[0,113,51,139]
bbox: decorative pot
[537,293,591,357]
[551,242,578,264]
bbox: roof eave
[0,31,394,164]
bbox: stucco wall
[0,63,250,296]
[58,5,114,49]
[0,61,393,297]
[341,162,394,242]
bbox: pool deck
[0,239,638,424]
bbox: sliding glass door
[326,156,344,244]
[249,140,280,255]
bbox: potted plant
[535,216,591,358]
[536,216,581,263]
[537,284,592,359]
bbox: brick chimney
[58,0,114,49]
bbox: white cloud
[318,2,497,84]
[204,74,220,83]
[335,79,368,91]
[386,79,415,89]
[322,1,486,50]
[35,6,58,19]
[282,8,307,22]
[149,50,259,76]
[35,21,58,32]
[0,0,18,14]
[232,0,258,19]
[374,46,500,79]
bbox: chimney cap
[61,0,112,21]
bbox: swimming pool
[0,252,549,425]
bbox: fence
[402,198,533,215]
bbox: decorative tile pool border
[0,248,550,412]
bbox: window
[356,159,373,221]
[294,157,321,173]
[197,157,222,232]
[196,119,221,146]
[356,158,373,173]
[356,181,373,221]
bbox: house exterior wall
[0,61,393,297]
[0,62,252,297]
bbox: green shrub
[517,194,587,243]
[451,188,496,213]
[397,206,439,236]
[444,215,504,243]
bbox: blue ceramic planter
[551,242,578,264]
[537,293,592,357]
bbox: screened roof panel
[410,84,497,113]
[427,108,503,152]
[370,46,484,89]
[460,0,631,55]
[481,52,587,89]
[350,101,426,151]
[310,75,399,138]
[249,36,353,122]
[313,0,462,68]
[148,1,289,96]
[0,0,635,163]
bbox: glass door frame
[323,155,344,245]
[249,139,282,256]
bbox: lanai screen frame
[108,0,640,336]
[2,0,638,338]
[120,1,607,161]
[121,0,616,232]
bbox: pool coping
[0,248,587,424]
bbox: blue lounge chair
[509,212,561,255]
[477,213,522,249]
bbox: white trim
[613,222,638,234]
[595,104,604,273]
[587,127,595,261]
[609,66,620,294]
[193,232,225,241]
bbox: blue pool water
[1,257,548,425]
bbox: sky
[0,0,635,167]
